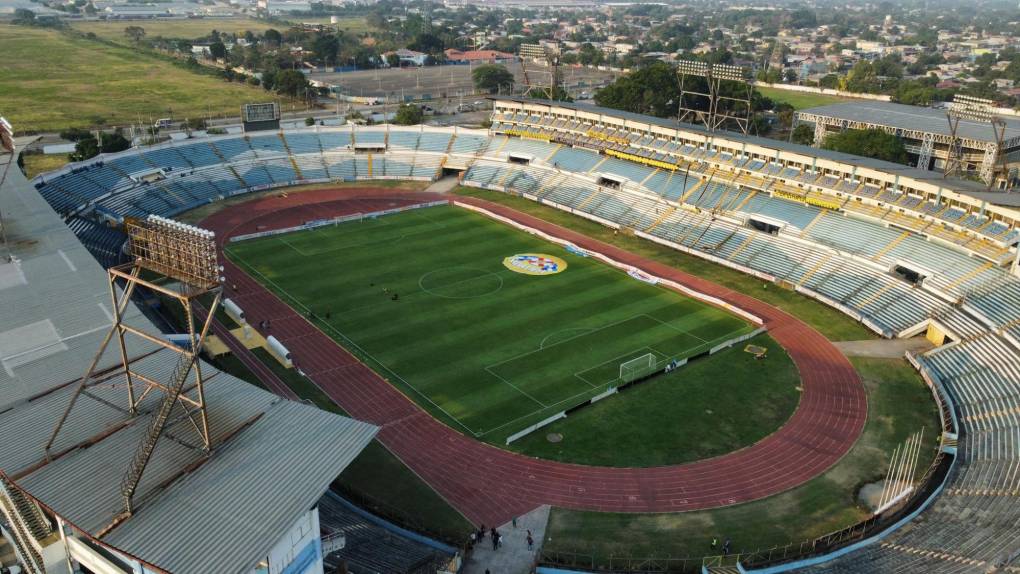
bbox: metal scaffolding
[519,43,562,101]
[676,61,755,135]
[45,216,224,523]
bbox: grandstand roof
[0,141,378,573]
[798,100,1020,145]
[489,96,994,196]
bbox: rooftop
[798,100,1020,145]
[489,96,995,196]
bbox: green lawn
[454,187,875,342]
[0,23,296,132]
[542,356,942,563]
[509,333,800,467]
[20,152,70,179]
[226,205,755,444]
[757,86,849,110]
[72,18,279,43]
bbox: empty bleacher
[318,492,452,574]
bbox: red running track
[202,187,867,527]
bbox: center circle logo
[503,253,567,276]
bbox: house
[444,49,515,64]
[383,49,429,67]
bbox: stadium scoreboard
[241,102,281,132]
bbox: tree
[70,138,99,162]
[60,127,92,141]
[386,52,401,68]
[209,41,227,60]
[274,69,309,97]
[822,128,908,164]
[394,104,423,126]
[69,131,130,162]
[472,64,514,93]
[791,124,815,146]
[305,117,316,126]
[261,69,277,91]
[594,60,678,117]
[99,131,130,154]
[263,28,282,46]
[124,25,146,44]
[819,74,839,89]
[313,34,340,66]
[409,32,444,55]
[12,8,35,24]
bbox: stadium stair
[545,143,563,162]
[278,133,304,180]
[798,253,833,286]
[0,496,45,574]
[367,153,373,178]
[946,261,996,293]
[799,211,827,238]
[681,178,707,203]
[640,168,660,186]
[855,281,899,310]
[872,230,912,261]
[645,206,677,233]
[208,142,247,187]
[588,156,609,174]
[574,188,601,211]
[732,189,758,212]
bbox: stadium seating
[66,217,125,268]
[318,492,452,574]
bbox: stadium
[1,94,1019,574]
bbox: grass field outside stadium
[226,204,758,445]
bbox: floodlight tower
[944,95,1000,187]
[676,61,756,135]
[45,215,224,522]
[519,43,562,100]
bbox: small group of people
[710,536,732,555]
[467,522,536,554]
[258,319,271,330]
[469,524,503,551]
[663,358,681,373]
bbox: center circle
[419,266,504,299]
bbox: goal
[619,352,658,383]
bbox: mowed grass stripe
[228,205,753,441]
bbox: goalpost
[619,352,658,383]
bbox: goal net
[619,352,658,383]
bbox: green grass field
[757,86,849,110]
[454,187,876,342]
[508,332,799,467]
[71,16,374,45]
[0,23,298,132]
[542,356,942,563]
[71,18,279,43]
[227,205,755,443]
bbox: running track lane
[200,188,867,527]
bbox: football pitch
[226,205,754,442]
